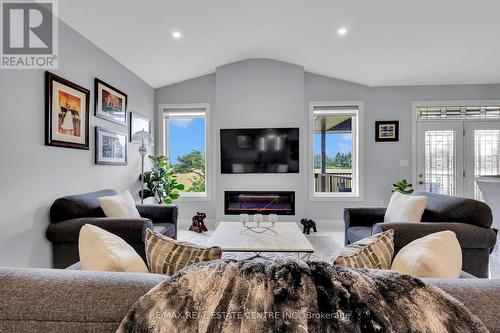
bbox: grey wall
[155,58,500,226]
[215,59,306,220]
[0,20,154,268]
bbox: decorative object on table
[239,214,277,234]
[375,120,399,142]
[189,212,208,233]
[300,218,317,235]
[130,112,151,142]
[118,259,488,333]
[131,130,154,203]
[392,178,414,194]
[239,214,250,226]
[141,155,185,204]
[45,71,90,150]
[94,78,127,125]
[332,230,394,269]
[253,214,264,226]
[268,214,279,227]
[95,127,127,165]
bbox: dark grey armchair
[344,192,497,278]
[46,189,178,268]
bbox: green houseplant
[140,155,185,204]
[392,179,414,195]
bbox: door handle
[418,181,423,185]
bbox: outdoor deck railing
[314,172,352,192]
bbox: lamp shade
[132,130,154,146]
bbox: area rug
[117,259,487,333]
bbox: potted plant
[392,179,414,195]
[140,155,185,204]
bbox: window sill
[309,193,364,202]
[176,193,211,202]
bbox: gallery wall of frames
[45,71,152,166]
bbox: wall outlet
[399,160,409,167]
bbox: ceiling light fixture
[172,31,182,39]
[337,27,347,36]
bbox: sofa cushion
[391,230,462,279]
[384,191,427,223]
[145,229,221,276]
[98,191,141,218]
[332,230,394,269]
[50,189,117,223]
[79,224,148,273]
[347,226,372,243]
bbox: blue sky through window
[168,117,205,165]
[314,133,352,156]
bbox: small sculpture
[300,218,317,235]
[189,212,208,233]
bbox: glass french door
[416,121,500,199]
[465,122,500,200]
[417,122,464,196]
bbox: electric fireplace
[224,191,295,215]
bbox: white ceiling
[59,0,500,89]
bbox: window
[162,104,210,199]
[309,102,363,200]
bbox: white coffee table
[206,222,314,258]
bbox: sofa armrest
[372,222,497,250]
[136,204,178,225]
[46,217,153,243]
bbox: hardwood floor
[179,227,500,279]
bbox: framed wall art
[375,120,399,142]
[129,112,151,141]
[45,71,90,150]
[95,127,128,165]
[94,78,127,125]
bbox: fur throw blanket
[118,259,487,333]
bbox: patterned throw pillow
[145,229,222,275]
[332,230,394,269]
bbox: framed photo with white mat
[95,127,127,165]
[45,72,90,150]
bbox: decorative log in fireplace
[224,191,295,215]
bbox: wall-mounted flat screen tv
[220,128,299,174]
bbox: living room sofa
[0,267,498,332]
[46,189,178,268]
[344,192,498,278]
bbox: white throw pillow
[384,191,427,223]
[79,224,148,273]
[98,190,140,218]
[391,231,462,278]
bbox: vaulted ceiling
[59,0,500,88]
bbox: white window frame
[159,103,211,201]
[308,101,364,201]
